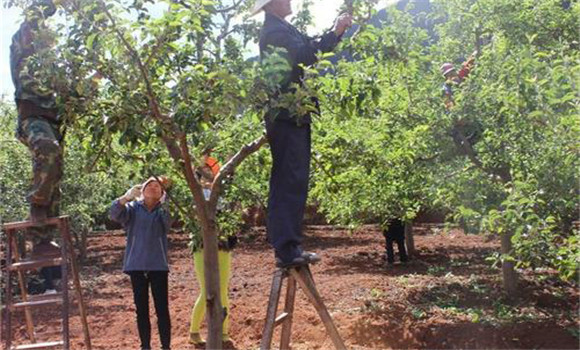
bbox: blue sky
[0,0,390,98]
[1,6,21,99]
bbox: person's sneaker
[30,204,48,225]
[188,333,205,346]
[43,289,57,295]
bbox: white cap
[251,0,273,16]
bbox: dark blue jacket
[110,200,170,272]
[259,13,342,124]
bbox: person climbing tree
[441,50,484,168]
[11,0,64,225]
[440,50,477,110]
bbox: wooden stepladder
[260,265,346,350]
[2,216,91,350]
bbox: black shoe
[276,255,307,268]
[30,204,48,225]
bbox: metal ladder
[260,265,346,350]
[2,216,91,350]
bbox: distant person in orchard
[11,0,64,225]
[440,50,477,110]
[382,219,408,266]
[254,0,353,268]
[189,152,237,347]
[110,176,172,350]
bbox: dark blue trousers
[265,118,311,263]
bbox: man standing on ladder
[11,0,63,227]
[253,0,352,268]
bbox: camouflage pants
[16,114,63,218]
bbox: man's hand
[334,13,353,37]
[120,185,142,205]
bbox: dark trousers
[129,271,171,350]
[265,119,311,263]
[40,266,61,290]
[383,220,408,264]
[386,235,408,264]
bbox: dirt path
[12,226,579,349]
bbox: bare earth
[12,225,579,349]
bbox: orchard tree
[309,6,442,253]
[306,0,578,296]
[2,0,276,348]
[430,0,579,295]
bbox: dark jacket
[259,13,342,124]
[382,219,405,241]
[110,200,170,272]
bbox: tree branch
[171,0,192,10]
[209,134,268,208]
[99,0,208,214]
[177,133,209,216]
[215,0,243,14]
[452,125,484,169]
[144,29,172,67]
[149,173,195,224]
[452,125,511,184]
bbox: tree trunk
[451,127,516,295]
[500,232,518,298]
[201,213,223,350]
[404,220,415,257]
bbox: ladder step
[2,217,65,231]
[0,294,64,311]
[274,312,290,327]
[8,258,63,271]
[11,298,63,310]
[11,341,64,350]
[27,293,64,302]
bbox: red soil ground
[11,225,579,349]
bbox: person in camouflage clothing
[11,0,63,225]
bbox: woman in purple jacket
[110,176,171,350]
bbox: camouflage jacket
[10,19,58,113]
